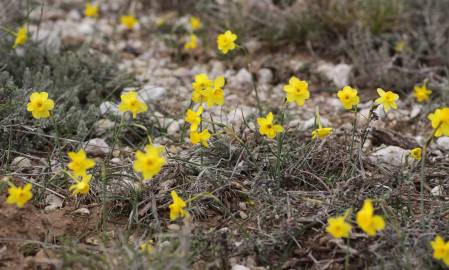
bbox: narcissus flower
[257,112,284,139]
[192,73,212,104]
[283,76,310,106]
[190,16,202,31]
[428,107,449,137]
[326,215,352,239]
[394,40,406,53]
[169,190,188,221]
[337,86,360,110]
[185,106,203,131]
[206,76,225,107]
[118,91,148,119]
[84,3,99,18]
[431,235,449,266]
[410,147,422,161]
[356,199,385,236]
[375,88,399,112]
[120,15,138,29]
[26,92,55,119]
[217,30,237,54]
[139,240,155,254]
[69,174,92,196]
[190,129,211,147]
[413,84,432,103]
[133,145,166,181]
[312,127,333,140]
[13,26,28,48]
[6,183,32,208]
[184,34,198,50]
[67,149,95,177]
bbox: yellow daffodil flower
[190,16,202,31]
[431,235,449,266]
[410,147,422,161]
[69,174,92,196]
[283,76,310,106]
[120,15,139,29]
[428,107,449,137]
[139,240,155,254]
[257,112,284,139]
[118,91,148,119]
[84,3,99,18]
[192,73,212,104]
[26,92,55,119]
[337,86,360,110]
[185,106,203,131]
[133,145,166,181]
[190,129,211,147]
[184,34,198,50]
[169,190,188,221]
[414,84,432,103]
[67,149,95,177]
[375,88,399,112]
[13,26,28,48]
[326,215,352,239]
[206,76,225,107]
[312,127,333,139]
[356,199,385,236]
[6,183,33,208]
[217,30,237,54]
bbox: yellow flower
[190,129,211,147]
[283,76,310,106]
[184,34,198,50]
[337,86,360,110]
[356,199,385,236]
[394,40,405,53]
[326,215,352,239]
[118,91,148,119]
[69,174,92,196]
[185,106,203,131]
[192,73,212,104]
[190,16,202,31]
[13,26,28,48]
[26,92,55,119]
[431,235,449,266]
[6,183,33,208]
[120,15,139,29]
[410,147,422,161]
[84,3,99,18]
[375,88,399,112]
[257,112,284,139]
[67,149,95,177]
[206,76,225,107]
[169,190,188,221]
[413,84,431,103]
[139,240,155,254]
[133,145,166,181]
[217,30,237,54]
[428,107,449,137]
[312,127,333,140]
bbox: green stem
[274,100,287,182]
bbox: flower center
[146,159,154,166]
[266,124,273,129]
[36,101,43,108]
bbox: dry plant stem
[348,107,358,169]
[240,45,263,116]
[106,114,125,164]
[345,237,350,270]
[420,129,437,229]
[275,100,287,181]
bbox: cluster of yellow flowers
[184,16,202,50]
[326,199,385,238]
[67,149,96,195]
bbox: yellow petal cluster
[428,107,449,137]
[355,199,385,236]
[118,91,148,119]
[133,145,166,181]
[283,76,310,106]
[217,30,237,54]
[431,235,449,266]
[375,88,399,112]
[169,191,188,221]
[6,183,33,208]
[257,112,284,139]
[26,92,55,119]
[337,86,360,110]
